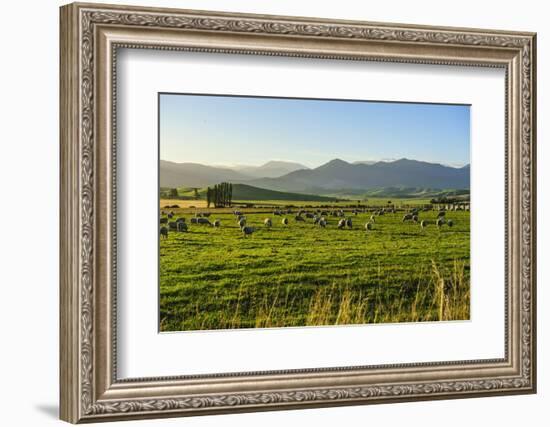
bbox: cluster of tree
[160,187,201,200]
[207,182,233,208]
[158,188,180,199]
[430,196,465,204]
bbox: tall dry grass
[161,259,469,331]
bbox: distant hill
[229,160,309,178]
[178,183,340,202]
[360,187,470,198]
[230,183,338,201]
[248,158,470,194]
[160,160,250,187]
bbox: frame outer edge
[60,3,81,424]
[529,33,537,393]
[60,2,537,422]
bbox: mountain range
[160,158,470,195]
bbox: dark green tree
[213,184,220,207]
[206,187,212,208]
[169,188,178,199]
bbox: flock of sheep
[159,204,461,239]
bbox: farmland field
[159,200,470,332]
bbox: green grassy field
[159,203,470,331]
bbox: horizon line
[160,157,470,169]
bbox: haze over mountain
[352,160,378,166]
[228,160,309,178]
[160,158,470,195]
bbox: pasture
[159,201,470,332]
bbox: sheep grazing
[241,226,255,237]
[402,213,413,222]
[318,219,327,228]
[370,215,376,223]
[436,217,445,227]
[177,221,188,232]
[160,226,168,238]
[412,214,419,223]
[305,212,315,219]
[438,211,446,218]
[273,210,281,216]
[447,219,454,227]
[238,218,246,228]
[213,219,221,228]
[365,222,373,231]
[295,215,305,222]
[190,217,199,224]
[176,217,185,223]
[264,218,272,227]
[197,218,211,226]
[337,219,346,229]
[420,220,428,229]
[282,217,289,225]
[345,218,353,228]
[202,212,211,217]
[167,212,174,219]
[313,216,320,225]
[168,221,178,231]
[233,210,242,216]
[160,217,168,225]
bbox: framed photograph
[60,2,537,423]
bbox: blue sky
[160,93,470,168]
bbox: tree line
[207,182,233,208]
[161,187,200,200]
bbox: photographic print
[159,93,471,332]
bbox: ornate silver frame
[60,2,537,423]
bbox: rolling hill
[160,160,251,188]
[177,183,340,202]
